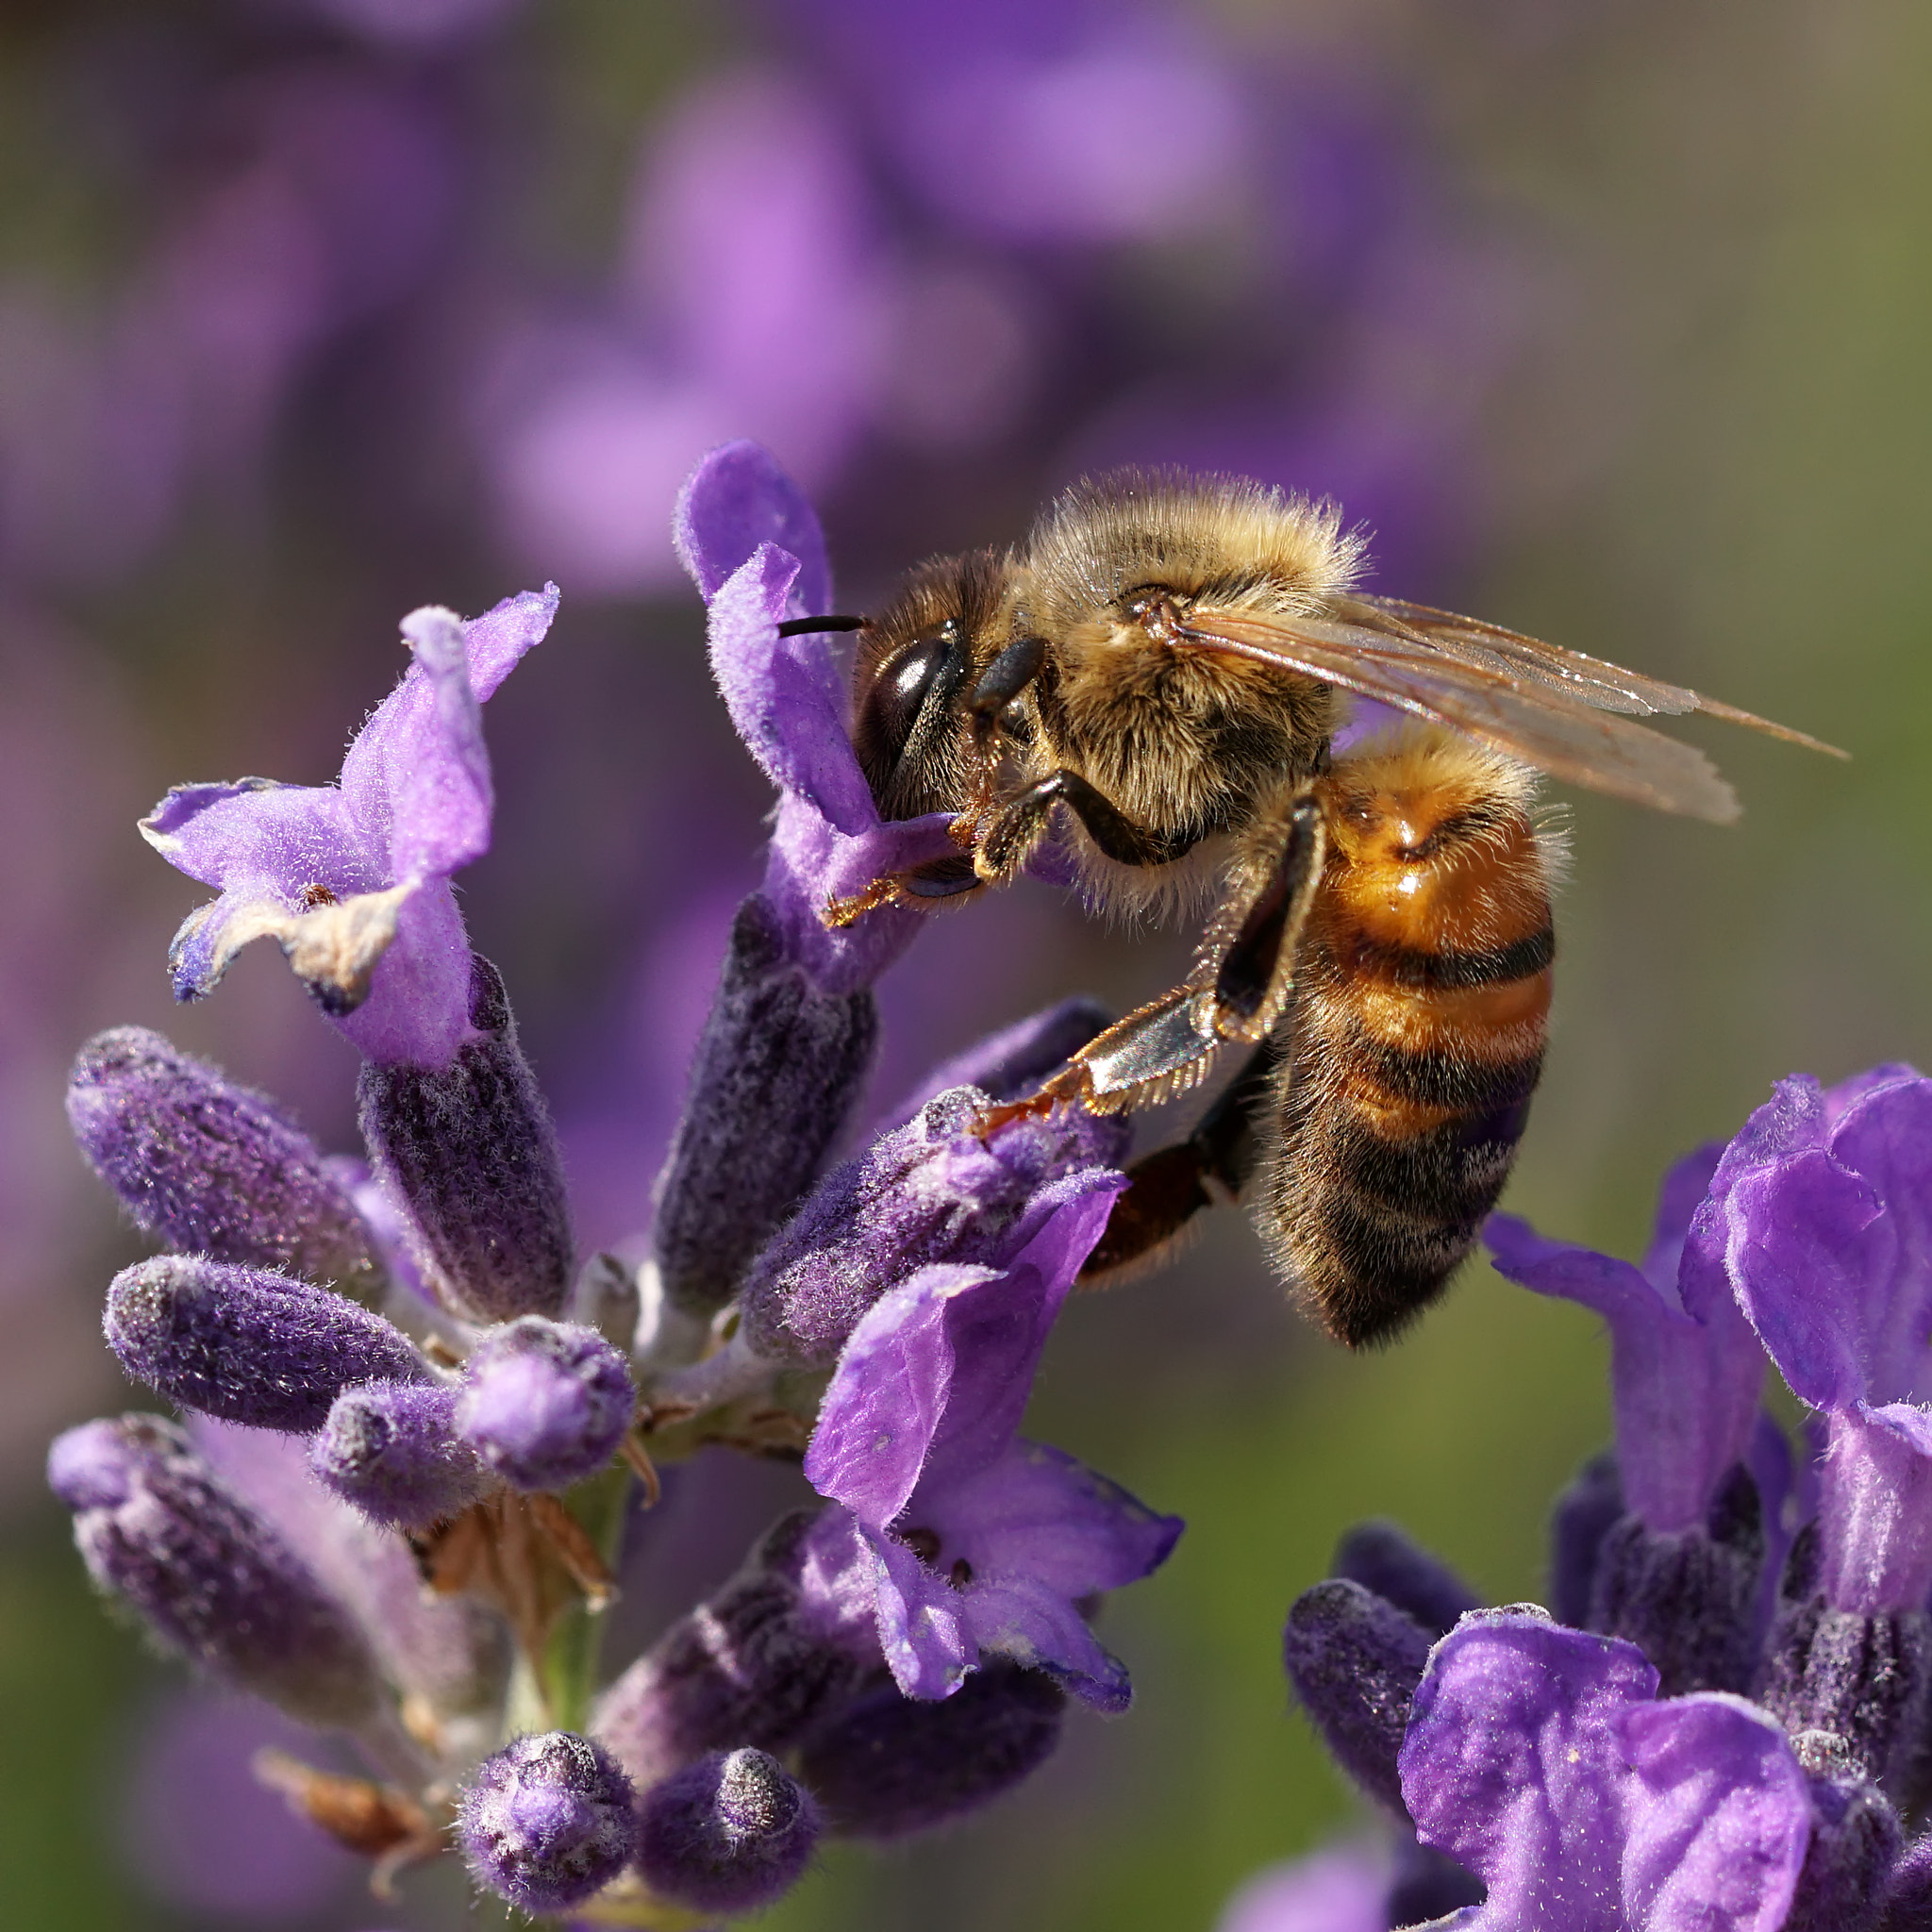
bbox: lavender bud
[106,1256,429,1431]
[1331,1521,1479,1641]
[797,1664,1066,1840]
[458,1731,638,1914]
[1757,1595,1932,1791]
[1282,1579,1433,1815]
[48,1414,383,1726]
[1385,1835,1486,1926]
[358,955,573,1322]
[1878,1835,1932,1931]
[593,1515,869,1790]
[311,1381,490,1526]
[741,1086,1130,1365]
[68,1028,381,1293]
[455,1319,634,1491]
[1588,1464,1765,1695]
[650,894,878,1322]
[884,996,1112,1124]
[635,1748,820,1914]
[1786,1738,1903,1932]
[1549,1451,1625,1629]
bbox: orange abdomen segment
[1258,734,1555,1346]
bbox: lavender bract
[633,1747,821,1914]
[141,589,557,1068]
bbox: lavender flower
[458,1731,638,1913]
[48,1415,388,1733]
[141,589,557,1068]
[454,1318,636,1492]
[105,1256,430,1432]
[309,1381,490,1527]
[67,1027,379,1295]
[741,1083,1130,1364]
[801,1196,1182,1707]
[634,1747,821,1914]
[1401,1609,1817,1932]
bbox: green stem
[539,1462,632,1733]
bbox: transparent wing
[1182,605,1811,822]
[1341,592,1844,753]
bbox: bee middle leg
[979,791,1325,1127]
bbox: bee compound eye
[857,636,955,769]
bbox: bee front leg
[978,791,1325,1128]
[974,769,1198,883]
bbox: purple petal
[1215,1846,1390,1932]
[1401,1611,1656,1932]
[1824,1079,1932,1396]
[1817,1402,1932,1613]
[803,1262,1001,1530]
[924,1438,1182,1598]
[1641,1143,1725,1289]
[1614,1693,1811,1931]
[142,777,372,900]
[674,440,831,614]
[957,1571,1131,1710]
[330,879,474,1067]
[706,542,878,836]
[1487,1213,1763,1534]
[461,583,562,703]
[867,1526,973,1699]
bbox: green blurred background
[1,1,1927,1927]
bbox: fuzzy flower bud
[67,1027,380,1293]
[358,955,574,1322]
[1282,1578,1433,1815]
[741,1085,1130,1366]
[105,1256,430,1431]
[1330,1520,1480,1641]
[458,1730,638,1914]
[634,1748,820,1914]
[48,1414,383,1727]
[796,1664,1066,1840]
[310,1381,490,1526]
[649,893,878,1325]
[455,1318,634,1491]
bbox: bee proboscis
[797,471,1840,1345]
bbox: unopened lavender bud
[1549,1451,1625,1629]
[311,1381,490,1526]
[458,1731,638,1914]
[1877,1834,1932,1930]
[635,1748,819,1914]
[1786,1738,1904,1932]
[67,1027,380,1294]
[1589,1463,1765,1696]
[106,1256,429,1431]
[593,1515,869,1790]
[650,893,878,1323]
[1757,1595,1932,1790]
[742,1086,1129,1365]
[797,1664,1066,1840]
[455,1318,634,1491]
[48,1414,383,1727]
[358,955,573,1322]
[1282,1579,1434,1815]
[1331,1521,1479,1641]
[885,996,1112,1124]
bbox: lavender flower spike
[141,585,557,1068]
[359,954,574,1321]
[106,1256,431,1431]
[634,1748,821,1915]
[743,1085,1130,1366]
[675,441,958,995]
[455,1318,635,1492]
[68,1027,379,1294]
[1400,1609,1815,1932]
[802,1195,1182,1707]
[48,1414,386,1730]
[458,1731,638,1914]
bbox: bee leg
[967,636,1048,752]
[974,769,1197,882]
[823,852,981,927]
[977,794,1325,1132]
[1079,1042,1279,1278]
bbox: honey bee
[788,471,1839,1346]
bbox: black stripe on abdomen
[1351,924,1555,991]
[1355,1031,1544,1112]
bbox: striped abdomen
[1257,731,1555,1346]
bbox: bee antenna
[774,612,868,637]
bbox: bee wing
[1185,606,1757,820]
[1341,592,1844,755]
